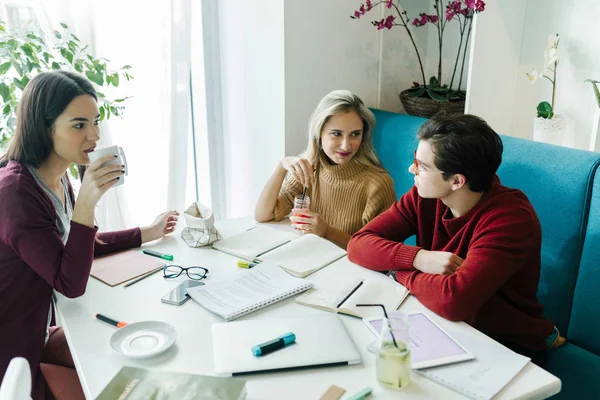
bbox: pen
[336,280,364,308]
[237,260,258,269]
[251,332,296,356]
[96,314,128,328]
[123,266,164,287]
[347,386,372,400]
[142,249,174,261]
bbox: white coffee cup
[87,145,128,187]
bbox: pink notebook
[91,250,165,287]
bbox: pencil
[123,266,164,288]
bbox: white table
[55,217,561,400]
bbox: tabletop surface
[55,217,561,400]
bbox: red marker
[96,313,127,328]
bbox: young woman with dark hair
[0,71,178,399]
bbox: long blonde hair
[304,90,385,171]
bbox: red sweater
[0,161,141,399]
[348,177,553,350]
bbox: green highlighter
[142,249,174,261]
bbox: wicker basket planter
[399,89,466,118]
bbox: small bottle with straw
[357,304,411,390]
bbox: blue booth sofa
[371,109,600,399]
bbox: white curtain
[38,0,193,231]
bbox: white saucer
[110,321,177,359]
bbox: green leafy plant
[585,79,600,109]
[0,20,133,161]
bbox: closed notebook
[96,366,246,400]
[187,262,313,321]
[295,277,408,318]
[212,224,299,261]
[91,249,165,287]
[415,323,530,400]
[258,234,346,278]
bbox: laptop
[212,314,361,376]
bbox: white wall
[465,0,527,135]
[283,0,380,157]
[467,0,600,149]
[515,0,600,149]
[218,0,286,218]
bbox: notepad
[295,277,409,318]
[90,249,165,287]
[212,225,298,261]
[258,234,347,278]
[186,262,313,321]
[414,323,530,400]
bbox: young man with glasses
[347,113,562,365]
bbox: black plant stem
[391,2,427,88]
[457,15,473,91]
[449,17,466,91]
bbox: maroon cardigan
[0,161,141,397]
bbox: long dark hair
[0,70,97,168]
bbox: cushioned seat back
[498,136,600,334]
[568,171,600,355]
[371,109,425,198]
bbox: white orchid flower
[548,48,559,65]
[527,69,540,83]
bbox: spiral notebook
[186,262,313,321]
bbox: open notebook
[186,262,313,321]
[295,277,409,318]
[415,322,530,400]
[213,225,346,278]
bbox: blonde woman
[255,90,396,249]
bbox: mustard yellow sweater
[274,154,397,235]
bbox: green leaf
[13,77,24,90]
[0,62,11,74]
[43,52,52,63]
[3,104,10,115]
[26,33,37,40]
[74,62,83,72]
[585,79,600,109]
[429,76,439,86]
[10,61,23,76]
[111,73,119,86]
[0,82,10,102]
[7,39,18,48]
[426,87,449,102]
[0,24,5,32]
[122,65,132,70]
[54,30,62,39]
[71,34,81,42]
[60,22,69,29]
[85,70,104,85]
[68,163,79,179]
[536,101,553,119]
[60,48,73,64]
[99,105,105,121]
[407,86,426,97]
[51,61,61,70]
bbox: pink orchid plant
[351,0,486,102]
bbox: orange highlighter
[96,313,128,328]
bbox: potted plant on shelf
[0,21,133,177]
[526,34,565,146]
[351,0,486,118]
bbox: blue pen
[251,332,296,356]
[347,386,372,400]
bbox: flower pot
[399,89,465,119]
[532,114,574,148]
